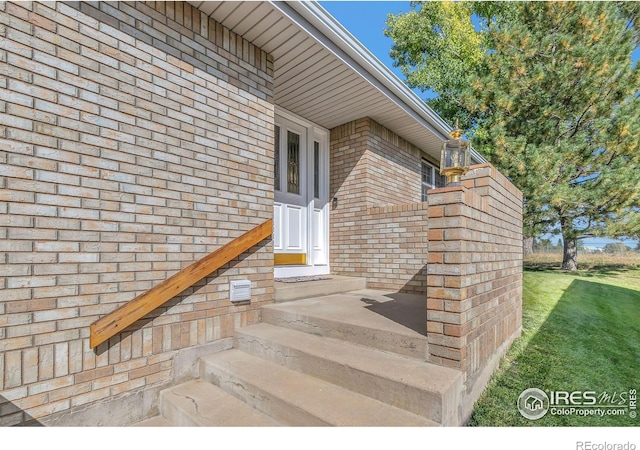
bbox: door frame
[274,106,330,278]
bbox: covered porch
[187,1,486,279]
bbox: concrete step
[274,275,366,303]
[234,323,463,425]
[200,349,438,427]
[130,415,173,427]
[262,290,428,360]
[159,380,280,426]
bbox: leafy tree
[385,2,483,131]
[386,2,640,271]
[534,238,553,253]
[603,242,629,254]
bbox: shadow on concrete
[361,292,427,336]
[0,395,44,426]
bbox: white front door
[273,110,329,277]
[274,117,308,260]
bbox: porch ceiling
[187,1,479,162]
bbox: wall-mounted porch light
[440,120,471,186]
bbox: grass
[525,252,640,270]
[467,265,640,426]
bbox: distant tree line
[531,238,638,254]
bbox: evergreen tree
[469,2,640,270]
[386,2,640,270]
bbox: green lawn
[468,267,640,426]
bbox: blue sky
[321,1,640,96]
[320,2,411,73]
[320,1,639,249]
[321,2,419,94]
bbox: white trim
[275,105,330,136]
[274,106,331,277]
[421,159,446,202]
[312,128,329,266]
[191,1,486,163]
[272,1,487,165]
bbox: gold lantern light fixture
[439,120,471,186]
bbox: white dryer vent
[230,280,251,302]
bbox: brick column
[426,164,523,377]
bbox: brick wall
[426,164,523,381]
[329,117,522,422]
[330,117,425,209]
[329,117,435,291]
[332,203,430,292]
[327,114,523,423]
[0,1,274,425]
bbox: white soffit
[187,1,486,163]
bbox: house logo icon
[517,388,550,420]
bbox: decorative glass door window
[313,141,320,199]
[274,126,280,189]
[287,131,300,194]
[273,110,329,276]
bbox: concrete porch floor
[269,289,426,335]
[274,274,368,302]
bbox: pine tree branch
[568,102,595,139]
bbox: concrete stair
[131,415,172,427]
[233,323,460,424]
[200,349,437,426]
[274,275,366,302]
[262,290,429,359]
[159,380,279,426]
[139,279,463,427]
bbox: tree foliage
[386,2,640,270]
[603,242,630,254]
[384,2,517,129]
[385,2,483,130]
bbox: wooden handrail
[89,219,273,349]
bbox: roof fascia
[272,1,486,163]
